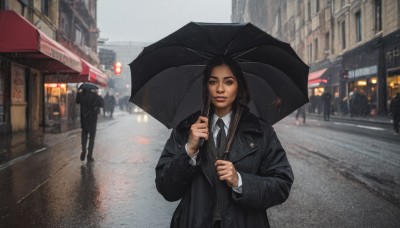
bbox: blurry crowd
[101,92,135,118]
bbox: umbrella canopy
[78,82,99,91]
[129,22,309,128]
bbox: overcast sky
[97,0,232,43]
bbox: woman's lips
[215,96,226,102]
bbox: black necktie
[216,119,227,153]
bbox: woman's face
[208,64,238,117]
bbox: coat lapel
[228,112,263,163]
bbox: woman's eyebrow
[209,76,235,79]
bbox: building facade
[0,0,107,133]
[232,0,400,117]
[98,41,148,98]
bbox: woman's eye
[208,80,216,85]
[225,80,234,85]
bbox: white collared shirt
[211,112,231,146]
[185,111,242,193]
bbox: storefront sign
[40,42,81,72]
[386,48,400,69]
[11,65,25,104]
[45,74,84,83]
[348,65,377,79]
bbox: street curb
[306,113,392,127]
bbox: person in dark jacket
[76,84,104,162]
[389,92,400,135]
[321,90,332,121]
[155,56,294,228]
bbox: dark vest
[206,135,231,222]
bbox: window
[308,43,313,63]
[314,39,319,61]
[355,11,362,42]
[75,26,83,46]
[60,16,70,38]
[325,32,330,53]
[341,0,345,8]
[308,1,311,21]
[341,21,346,50]
[0,0,6,9]
[316,0,320,12]
[41,0,49,16]
[375,0,382,32]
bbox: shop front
[347,66,379,116]
[323,63,341,115]
[308,68,327,113]
[0,10,82,133]
[43,59,108,132]
[343,38,382,117]
[384,30,400,109]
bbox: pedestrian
[389,92,400,135]
[76,83,104,162]
[109,93,116,118]
[295,105,306,125]
[322,90,332,121]
[103,92,110,116]
[155,56,294,228]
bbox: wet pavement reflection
[0,111,399,227]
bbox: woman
[155,56,294,228]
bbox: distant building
[232,0,400,117]
[98,41,149,96]
[0,0,106,133]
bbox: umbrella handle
[198,138,205,147]
[198,95,211,148]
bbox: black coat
[76,90,103,131]
[155,111,294,228]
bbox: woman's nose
[217,83,224,92]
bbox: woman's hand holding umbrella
[187,116,209,156]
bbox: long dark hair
[202,56,250,111]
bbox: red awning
[308,68,327,85]
[0,10,81,73]
[81,59,108,87]
[44,60,108,87]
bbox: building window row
[355,11,362,42]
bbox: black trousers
[81,123,97,158]
[323,104,330,120]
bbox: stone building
[232,0,400,117]
[98,41,148,97]
[0,0,106,133]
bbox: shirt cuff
[185,143,199,166]
[232,172,243,194]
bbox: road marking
[0,147,47,172]
[333,122,385,131]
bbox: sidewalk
[0,110,127,170]
[0,110,393,170]
[306,111,393,127]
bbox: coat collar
[176,110,265,164]
[228,111,263,163]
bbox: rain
[0,0,400,227]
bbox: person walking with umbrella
[76,83,104,162]
[155,56,294,228]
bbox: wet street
[1,111,400,227]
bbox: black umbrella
[129,22,309,128]
[78,82,98,91]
